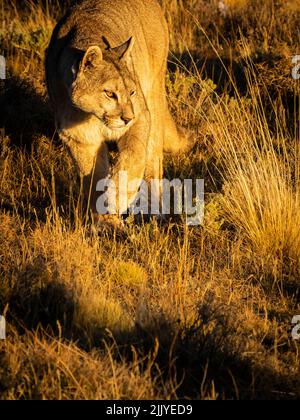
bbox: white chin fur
[100,121,131,140]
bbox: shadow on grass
[168,52,248,96]
[169,50,299,138]
[4,265,300,400]
[0,76,55,147]
[115,302,300,400]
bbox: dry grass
[0,0,300,400]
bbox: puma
[46,0,189,226]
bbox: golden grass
[0,0,300,400]
[204,76,300,280]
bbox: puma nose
[121,114,134,125]
[121,108,134,124]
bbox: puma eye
[105,91,116,99]
[130,90,136,97]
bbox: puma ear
[80,46,103,72]
[111,37,135,61]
